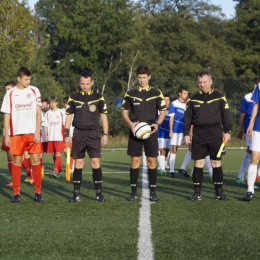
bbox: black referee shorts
[127,129,158,157]
[72,128,101,159]
[192,125,222,160]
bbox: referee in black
[122,65,166,201]
[64,70,108,202]
[184,71,231,201]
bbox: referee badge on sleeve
[89,104,97,112]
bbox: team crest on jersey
[89,104,96,112]
[27,94,31,98]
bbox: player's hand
[150,123,158,134]
[5,136,11,147]
[131,122,138,136]
[237,130,243,139]
[64,136,71,147]
[45,136,48,142]
[34,132,41,144]
[247,126,253,136]
[184,135,191,146]
[102,135,108,146]
[223,133,231,143]
[169,131,173,138]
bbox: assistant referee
[65,70,108,202]
[184,71,231,201]
[122,65,166,201]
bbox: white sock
[170,153,176,172]
[180,151,191,170]
[205,156,212,177]
[247,164,257,193]
[237,152,251,179]
[159,155,166,171]
[142,151,147,168]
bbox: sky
[27,0,237,19]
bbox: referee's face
[198,75,212,94]
[137,74,151,89]
[79,76,94,93]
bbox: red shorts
[1,136,10,151]
[10,134,41,156]
[47,141,64,153]
[41,142,48,153]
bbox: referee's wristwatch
[103,133,109,136]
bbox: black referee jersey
[121,86,166,124]
[66,90,108,130]
[184,89,231,136]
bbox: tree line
[0,0,259,136]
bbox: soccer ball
[134,122,151,140]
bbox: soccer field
[0,148,260,259]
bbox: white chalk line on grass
[137,168,154,260]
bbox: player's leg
[22,150,33,184]
[145,133,159,201]
[205,155,213,179]
[165,149,170,169]
[158,146,166,176]
[169,145,178,177]
[243,131,260,201]
[179,142,192,177]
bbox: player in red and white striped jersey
[1,67,43,202]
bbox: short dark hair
[63,97,69,103]
[178,86,189,93]
[197,71,212,80]
[164,94,170,98]
[254,76,260,85]
[17,67,31,77]
[49,95,58,102]
[136,65,151,76]
[42,98,49,104]
[4,81,15,87]
[80,70,93,80]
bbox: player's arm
[237,112,245,139]
[183,101,192,145]
[122,109,137,135]
[34,104,41,144]
[4,113,11,147]
[64,114,73,147]
[44,126,48,142]
[247,103,259,136]
[151,110,165,134]
[169,115,174,138]
[100,113,108,146]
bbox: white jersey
[1,86,41,136]
[41,111,46,142]
[45,109,65,141]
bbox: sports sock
[237,152,251,179]
[54,155,61,173]
[148,168,157,193]
[22,157,31,175]
[130,168,139,194]
[213,166,224,194]
[192,166,203,194]
[169,153,176,172]
[247,164,257,193]
[180,151,191,170]
[73,168,82,191]
[205,156,213,177]
[12,163,21,195]
[158,155,166,171]
[93,168,102,192]
[8,159,13,176]
[32,163,42,194]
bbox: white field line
[137,168,154,260]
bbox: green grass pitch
[0,148,260,259]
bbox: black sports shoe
[242,192,253,201]
[96,193,105,202]
[150,192,159,201]
[11,194,20,203]
[170,172,175,178]
[127,193,138,201]
[215,192,228,200]
[189,193,201,201]
[35,193,44,202]
[178,169,190,177]
[69,191,81,202]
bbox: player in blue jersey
[157,95,171,176]
[169,86,189,177]
[237,77,260,186]
[243,78,260,201]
